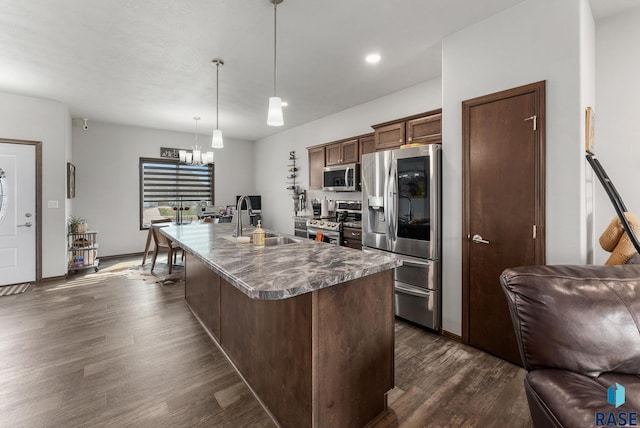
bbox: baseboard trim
[38,274,67,283]
[99,252,144,261]
[442,330,462,342]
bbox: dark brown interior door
[462,82,545,365]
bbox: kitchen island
[161,223,400,428]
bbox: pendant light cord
[273,1,277,97]
[216,63,220,130]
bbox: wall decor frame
[160,147,182,159]
[67,162,75,198]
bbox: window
[139,158,214,228]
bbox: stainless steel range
[306,218,342,245]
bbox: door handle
[472,234,489,244]
[17,222,33,228]
[395,283,431,298]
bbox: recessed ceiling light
[365,53,381,64]
[281,101,288,107]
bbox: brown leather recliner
[500,264,640,427]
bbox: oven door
[307,227,341,245]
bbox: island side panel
[185,253,221,340]
[316,270,395,428]
[220,278,314,428]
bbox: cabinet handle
[352,232,360,236]
[408,137,412,142]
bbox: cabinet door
[358,134,375,187]
[375,122,405,151]
[325,143,342,166]
[407,113,442,144]
[341,139,359,164]
[308,147,325,189]
[343,227,362,250]
[359,134,375,162]
[185,253,221,339]
[343,239,362,250]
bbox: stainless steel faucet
[232,195,253,237]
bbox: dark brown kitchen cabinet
[373,109,442,151]
[343,226,362,250]
[326,138,358,166]
[308,146,325,189]
[358,133,375,163]
[185,253,221,340]
[407,112,442,144]
[374,122,405,151]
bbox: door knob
[472,234,490,244]
[17,222,32,228]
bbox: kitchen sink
[222,230,301,246]
[263,236,301,246]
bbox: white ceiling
[0,0,636,141]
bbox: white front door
[0,143,36,286]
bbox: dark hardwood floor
[0,257,531,427]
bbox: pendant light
[267,0,284,127]
[179,117,214,165]
[211,58,224,148]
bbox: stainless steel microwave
[322,163,360,191]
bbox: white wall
[441,0,587,335]
[254,79,442,234]
[580,0,597,264]
[72,121,255,256]
[0,91,71,278]
[593,6,640,264]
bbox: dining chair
[150,224,183,273]
[142,218,173,265]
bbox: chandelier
[179,117,214,165]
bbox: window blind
[141,160,213,203]
[139,158,214,228]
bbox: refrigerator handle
[388,160,397,241]
[383,158,391,239]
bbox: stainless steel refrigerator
[362,145,441,330]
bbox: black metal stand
[586,151,640,255]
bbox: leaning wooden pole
[586,151,640,255]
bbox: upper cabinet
[373,109,442,151]
[308,146,325,189]
[326,138,358,166]
[406,113,442,144]
[358,133,376,161]
[306,110,441,190]
[307,133,374,189]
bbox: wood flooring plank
[0,256,532,427]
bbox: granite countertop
[161,223,400,301]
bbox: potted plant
[68,215,87,234]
